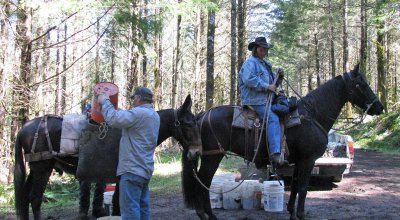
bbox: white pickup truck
[276,130,354,182]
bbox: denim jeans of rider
[119,173,150,220]
[251,105,281,155]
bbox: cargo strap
[200,108,225,156]
[25,116,57,162]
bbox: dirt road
[4,149,399,220]
[150,149,400,220]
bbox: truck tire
[332,175,343,182]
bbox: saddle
[231,105,300,159]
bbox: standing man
[238,36,285,165]
[97,87,160,220]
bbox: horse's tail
[14,131,28,219]
[181,149,199,209]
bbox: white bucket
[103,191,114,216]
[209,182,223,209]
[263,180,284,212]
[241,180,263,210]
[222,181,241,209]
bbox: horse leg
[19,173,33,220]
[112,181,120,216]
[29,162,53,220]
[295,160,315,220]
[288,166,299,220]
[195,155,223,220]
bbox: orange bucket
[91,82,119,123]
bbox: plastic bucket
[209,182,223,209]
[222,181,241,210]
[91,82,119,123]
[263,180,284,212]
[103,191,114,216]
[241,180,263,210]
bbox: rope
[98,122,109,139]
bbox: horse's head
[343,64,384,115]
[175,95,202,159]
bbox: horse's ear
[352,63,360,76]
[181,95,192,111]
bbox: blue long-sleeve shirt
[239,55,277,105]
[101,101,160,180]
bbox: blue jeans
[119,173,150,220]
[251,105,281,155]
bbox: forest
[0,0,399,184]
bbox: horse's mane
[300,75,345,117]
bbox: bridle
[342,72,379,111]
[328,72,380,131]
[173,109,199,148]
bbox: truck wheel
[332,175,343,182]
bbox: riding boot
[79,181,91,219]
[92,182,107,218]
[270,153,288,166]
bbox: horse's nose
[187,147,202,160]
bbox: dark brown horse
[14,95,201,220]
[181,65,384,220]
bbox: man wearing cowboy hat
[238,36,285,165]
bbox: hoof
[92,207,107,218]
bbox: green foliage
[347,113,400,154]
[150,172,182,193]
[42,175,79,205]
[0,184,15,207]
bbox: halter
[173,108,198,148]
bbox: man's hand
[267,85,276,93]
[97,93,110,105]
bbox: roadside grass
[347,112,400,154]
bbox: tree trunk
[376,30,387,110]
[141,0,148,87]
[95,19,100,81]
[55,29,60,114]
[360,0,367,74]
[230,0,237,105]
[236,0,247,105]
[60,24,67,115]
[194,8,206,112]
[154,0,162,109]
[375,0,387,111]
[328,0,336,78]
[206,5,216,110]
[110,22,116,81]
[314,25,320,86]
[126,0,139,107]
[10,0,33,183]
[171,0,182,108]
[342,0,349,73]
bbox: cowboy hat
[248,37,273,51]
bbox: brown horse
[181,65,384,220]
[14,95,201,220]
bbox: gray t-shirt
[101,102,160,180]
